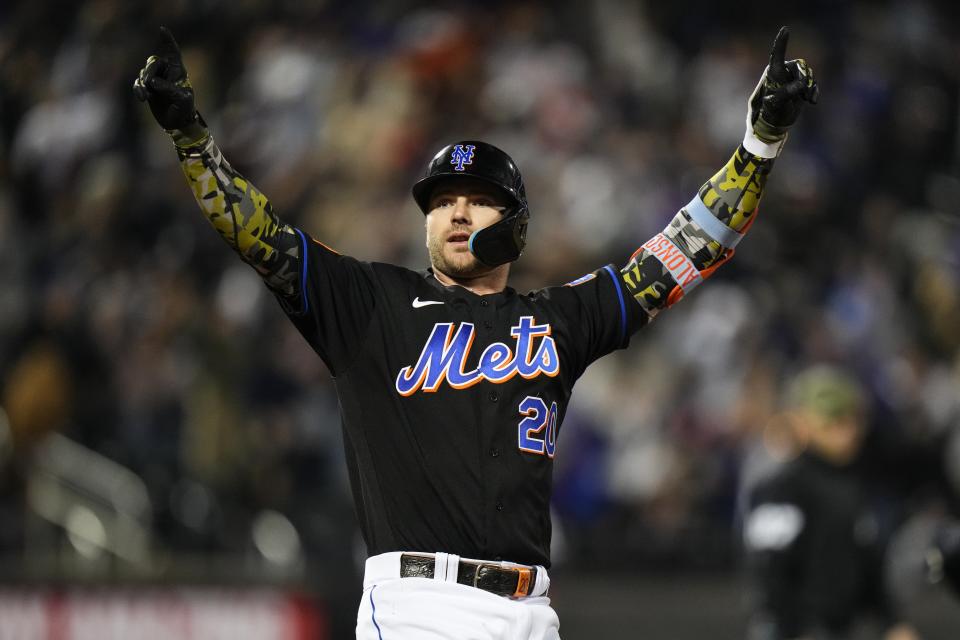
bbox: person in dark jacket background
[743,366,920,640]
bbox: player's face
[425,183,508,278]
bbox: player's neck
[432,264,510,296]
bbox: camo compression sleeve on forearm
[176,136,302,300]
[622,143,773,317]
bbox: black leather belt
[399,553,539,598]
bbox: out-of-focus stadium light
[27,434,152,567]
[64,504,107,559]
[252,509,302,569]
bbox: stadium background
[2,0,960,637]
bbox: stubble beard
[427,233,487,279]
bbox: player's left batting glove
[744,26,819,157]
[133,26,209,148]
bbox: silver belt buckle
[472,561,497,588]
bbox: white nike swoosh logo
[412,297,444,308]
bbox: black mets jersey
[283,230,647,567]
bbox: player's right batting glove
[744,26,819,156]
[133,27,209,147]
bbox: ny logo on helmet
[450,144,476,172]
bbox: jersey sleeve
[282,230,376,376]
[544,265,649,376]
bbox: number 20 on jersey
[518,396,558,458]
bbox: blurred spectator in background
[743,366,920,640]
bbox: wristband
[684,196,744,248]
[168,112,210,150]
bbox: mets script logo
[395,316,559,396]
[450,144,476,172]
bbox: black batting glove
[745,27,819,153]
[133,27,207,146]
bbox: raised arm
[623,27,818,318]
[133,28,302,301]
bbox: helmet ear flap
[514,203,529,250]
[468,204,529,267]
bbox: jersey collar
[422,268,517,302]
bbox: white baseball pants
[356,552,561,640]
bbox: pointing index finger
[768,26,790,78]
[158,26,181,59]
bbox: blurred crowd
[1,0,960,581]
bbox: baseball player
[134,25,817,640]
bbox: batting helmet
[411,140,529,267]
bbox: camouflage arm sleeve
[622,144,773,318]
[176,136,302,299]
